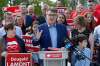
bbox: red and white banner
[22,35,40,52]
[6,53,32,66]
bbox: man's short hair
[47,7,57,13]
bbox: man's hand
[35,30,43,40]
[61,47,65,50]
[1,51,7,57]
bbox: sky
[50,0,57,3]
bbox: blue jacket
[74,48,91,66]
[32,23,68,49]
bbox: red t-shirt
[6,37,20,53]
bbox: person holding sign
[0,23,26,66]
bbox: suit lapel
[45,24,52,47]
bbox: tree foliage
[32,0,56,15]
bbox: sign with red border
[56,7,66,14]
[22,35,40,52]
[6,53,32,66]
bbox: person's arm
[0,28,6,37]
[32,31,43,46]
[21,39,27,53]
[84,48,91,66]
[88,33,95,59]
[88,33,94,51]
[17,36,27,53]
[32,25,43,46]
[94,27,99,46]
[0,37,7,57]
[15,26,23,37]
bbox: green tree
[13,0,22,5]
[61,0,68,6]
[0,0,8,19]
[0,0,8,7]
[32,0,56,16]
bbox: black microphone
[64,39,73,49]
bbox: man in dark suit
[32,8,68,50]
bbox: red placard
[6,53,32,66]
[22,35,40,52]
[56,7,66,14]
[2,6,20,13]
[45,52,62,58]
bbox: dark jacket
[32,23,68,49]
[0,35,26,53]
[25,15,33,28]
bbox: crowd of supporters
[0,1,100,66]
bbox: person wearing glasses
[0,12,22,37]
[32,8,68,50]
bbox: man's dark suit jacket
[32,23,68,49]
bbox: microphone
[64,38,90,60]
[64,39,73,49]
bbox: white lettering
[9,62,30,66]
[11,57,28,61]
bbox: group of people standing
[0,1,100,66]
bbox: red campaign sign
[56,7,66,14]
[6,53,32,66]
[2,6,20,13]
[22,35,40,52]
[45,52,62,58]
